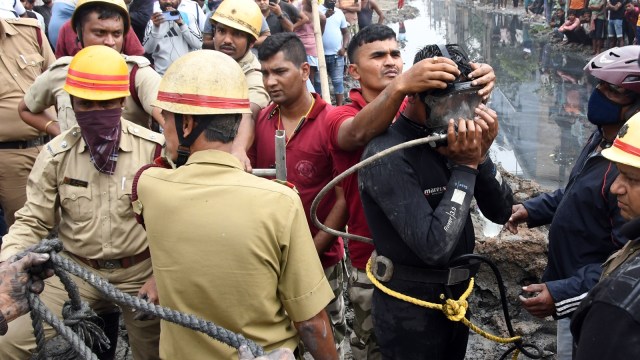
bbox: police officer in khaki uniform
[0,46,162,360]
[0,17,55,229]
[210,0,270,170]
[18,0,163,135]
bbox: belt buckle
[101,260,120,270]
[446,268,470,285]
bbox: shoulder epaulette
[4,18,40,28]
[122,120,165,145]
[47,56,72,71]
[45,127,82,156]
[124,55,152,68]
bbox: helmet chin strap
[174,114,210,167]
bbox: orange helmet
[64,45,130,101]
[71,0,131,35]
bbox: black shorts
[591,19,606,39]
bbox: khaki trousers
[0,255,160,360]
[0,147,39,228]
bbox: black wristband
[0,311,8,336]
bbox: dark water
[389,0,597,190]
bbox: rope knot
[442,298,468,322]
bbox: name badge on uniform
[63,177,89,188]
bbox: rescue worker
[570,112,640,359]
[132,50,337,359]
[0,16,55,230]
[0,45,163,360]
[18,0,163,135]
[358,44,513,359]
[250,33,348,357]
[324,24,496,359]
[506,45,640,360]
[210,0,270,170]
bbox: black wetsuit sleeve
[359,154,478,267]
[474,156,514,224]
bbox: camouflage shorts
[324,259,348,358]
[348,267,381,360]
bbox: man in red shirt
[250,32,349,356]
[54,19,144,58]
[327,24,496,359]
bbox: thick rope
[365,258,522,345]
[19,239,265,358]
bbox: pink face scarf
[75,108,122,175]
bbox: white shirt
[319,5,348,55]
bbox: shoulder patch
[125,55,152,68]
[123,121,165,145]
[46,127,82,156]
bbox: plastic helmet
[64,45,130,101]
[71,0,130,35]
[153,50,250,116]
[602,113,640,168]
[584,46,640,94]
[211,0,262,40]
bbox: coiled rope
[310,134,543,359]
[16,239,265,359]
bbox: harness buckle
[371,251,394,282]
[446,268,470,285]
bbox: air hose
[310,135,544,359]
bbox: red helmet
[584,46,640,94]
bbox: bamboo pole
[311,0,331,103]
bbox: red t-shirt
[326,89,374,270]
[55,20,145,58]
[326,88,406,270]
[249,93,344,268]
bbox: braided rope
[20,239,265,358]
[365,258,522,345]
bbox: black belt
[0,136,47,150]
[373,255,479,286]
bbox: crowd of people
[2,0,640,359]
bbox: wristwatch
[0,311,8,336]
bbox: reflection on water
[388,0,596,189]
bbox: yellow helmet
[64,45,130,101]
[211,0,262,40]
[602,113,640,169]
[153,50,250,115]
[71,0,130,35]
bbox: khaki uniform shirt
[238,50,270,109]
[23,55,161,131]
[0,18,55,141]
[602,238,640,278]
[134,150,333,359]
[0,119,165,261]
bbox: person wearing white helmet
[506,45,640,360]
[132,50,337,360]
[571,112,640,359]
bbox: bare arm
[336,58,458,151]
[292,9,310,31]
[371,0,385,23]
[18,100,60,137]
[313,186,348,254]
[231,108,259,171]
[338,0,361,12]
[254,29,271,47]
[293,310,338,360]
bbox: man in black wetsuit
[358,44,515,360]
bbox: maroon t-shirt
[249,93,344,269]
[326,88,406,270]
[326,89,374,270]
[54,20,145,58]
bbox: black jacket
[523,130,627,318]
